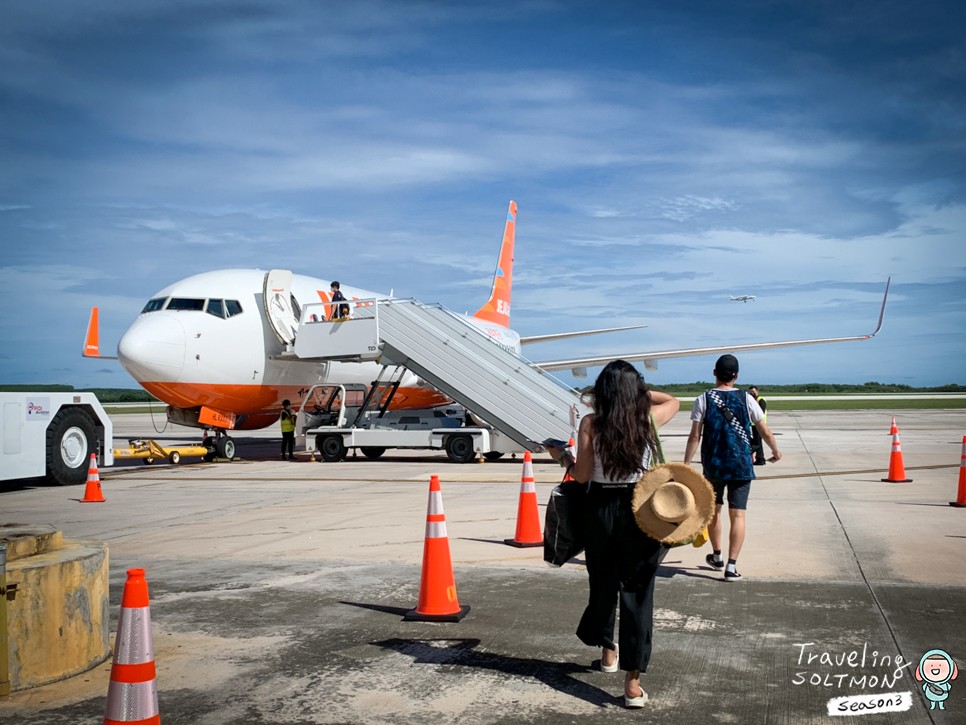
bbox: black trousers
[281,431,295,458]
[577,484,667,672]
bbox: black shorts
[711,479,751,510]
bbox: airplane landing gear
[202,431,236,461]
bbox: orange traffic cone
[504,451,543,548]
[104,568,160,725]
[81,453,106,503]
[404,475,469,622]
[950,435,966,508]
[888,416,898,435]
[881,425,912,483]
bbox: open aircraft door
[263,269,299,345]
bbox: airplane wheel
[361,446,386,460]
[168,451,181,465]
[45,408,96,486]
[319,434,347,462]
[446,434,476,464]
[216,437,235,459]
[483,451,504,461]
[202,436,216,462]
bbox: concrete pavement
[1,409,965,723]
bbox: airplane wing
[520,324,646,345]
[535,278,889,373]
[82,307,119,360]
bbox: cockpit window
[167,298,205,311]
[142,297,167,313]
[225,299,243,317]
[205,299,225,318]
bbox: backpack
[700,389,754,481]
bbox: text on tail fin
[473,200,516,328]
[84,307,101,357]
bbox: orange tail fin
[83,307,101,357]
[473,200,516,328]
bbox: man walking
[683,355,781,581]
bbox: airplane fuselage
[117,269,519,430]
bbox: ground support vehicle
[0,392,114,486]
[296,382,524,463]
[111,438,211,465]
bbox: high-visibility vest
[280,410,295,433]
[756,395,767,424]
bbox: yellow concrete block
[3,528,109,692]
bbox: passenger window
[206,299,225,318]
[167,298,205,311]
[225,300,243,317]
[142,297,167,313]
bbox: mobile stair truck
[296,379,524,463]
[0,392,114,486]
[291,297,587,462]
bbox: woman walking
[547,359,680,708]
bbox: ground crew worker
[279,399,296,461]
[748,386,767,466]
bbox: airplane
[84,201,890,454]
[730,295,756,303]
[82,201,639,454]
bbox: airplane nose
[117,314,187,382]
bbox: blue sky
[1,0,964,389]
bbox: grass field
[101,397,966,415]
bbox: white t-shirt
[690,388,764,423]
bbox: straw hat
[632,463,715,545]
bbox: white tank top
[590,442,653,483]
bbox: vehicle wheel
[45,408,96,486]
[483,451,504,461]
[168,451,181,465]
[446,434,476,464]
[319,434,347,462]
[216,437,235,459]
[360,446,386,460]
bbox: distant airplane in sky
[730,295,757,303]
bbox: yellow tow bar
[112,439,210,465]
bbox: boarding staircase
[293,298,585,450]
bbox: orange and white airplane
[84,200,889,452]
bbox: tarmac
[1,408,965,724]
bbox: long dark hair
[590,359,657,480]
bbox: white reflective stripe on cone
[426,521,448,539]
[105,679,159,722]
[427,491,444,516]
[521,480,536,493]
[115,607,154,664]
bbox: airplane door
[263,270,299,344]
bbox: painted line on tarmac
[757,463,955,480]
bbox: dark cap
[282,399,291,406]
[714,354,739,380]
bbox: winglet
[473,200,517,328]
[83,307,102,357]
[866,276,890,338]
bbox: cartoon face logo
[916,649,958,711]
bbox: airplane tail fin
[83,307,102,357]
[83,306,118,359]
[472,200,516,328]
